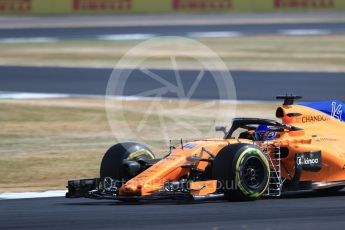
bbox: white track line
[0,37,58,43]
[0,91,278,104]
[0,29,335,44]
[0,92,71,99]
[0,190,66,200]
[187,31,243,38]
[279,29,331,36]
[97,33,155,41]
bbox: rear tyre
[100,142,155,180]
[213,143,270,201]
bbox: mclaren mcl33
[66,96,345,201]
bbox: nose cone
[124,184,138,192]
[120,183,141,195]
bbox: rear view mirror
[215,126,227,135]
[270,127,285,132]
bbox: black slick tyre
[100,142,155,180]
[213,143,270,201]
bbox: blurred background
[0,0,345,192]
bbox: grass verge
[0,35,344,72]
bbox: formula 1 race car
[66,95,345,201]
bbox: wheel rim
[241,156,266,190]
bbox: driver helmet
[254,125,276,141]
[255,125,269,141]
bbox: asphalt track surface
[1,190,345,230]
[1,13,344,29]
[0,66,344,101]
[1,22,345,39]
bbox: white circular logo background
[105,36,236,151]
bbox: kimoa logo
[297,157,319,165]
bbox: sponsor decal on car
[319,137,338,142]
[172,0,232,10]
[73,0,132,11]
[274,0,335,9]
[183,143,198,149]
[298,115,331,123]
[296,151,322,171]
[331,101,343,121]
[0,0,31,12]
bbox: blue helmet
[255,125,276,141]
[256,125,269,133]
[255,125,269,141]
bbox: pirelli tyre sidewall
[100,142,155,180]
[213,143,270,201]
[127,148,155,162]
[235,146,270,199]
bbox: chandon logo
[301,115,330,123]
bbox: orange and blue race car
[66,95,345,201]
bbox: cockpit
[218,118,302,141]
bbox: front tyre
[213,143,270,201]
[100,142,155,180]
